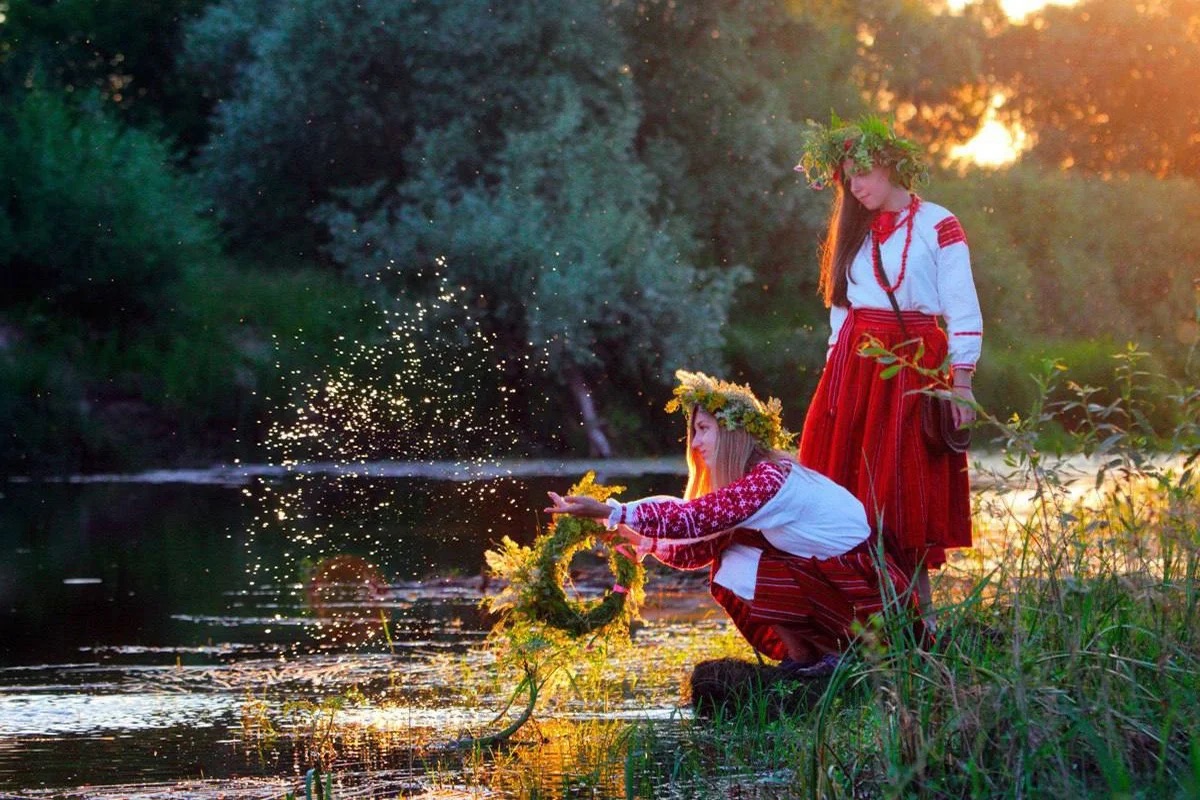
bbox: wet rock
[688,657,827,720]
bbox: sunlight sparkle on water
[248,264,538,653]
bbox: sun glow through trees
[949,95,1031,168]
[945,0,1078,21]
[940,0,1072,167]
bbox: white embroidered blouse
[827,198,983,372]
[605,460,870,600]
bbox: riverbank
[9,450,1187,489]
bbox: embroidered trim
[637,461,788,540]
[871,195,920,293]
[935,216,967,248]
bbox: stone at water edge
[688,657,827,720]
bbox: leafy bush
[0,257,376,473]
[937,166,1198,374]
[0,342,92,473]
[0,88,217,332]
[183,0,414,248]
[143,259,377,443]
[0,0,213,143]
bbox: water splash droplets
[247,266,532,653]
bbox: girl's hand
[951,368,977,429]
[544,492,609,519]
[951,385,976,428]
[618,527,647,551]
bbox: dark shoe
[778,653,841,680]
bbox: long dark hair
[817,177,873,309]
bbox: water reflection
[304,555,390,648]
[0,692,233,736]
[2,454,1177,796]
[0,467,688,794]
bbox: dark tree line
[1,0,1197,470]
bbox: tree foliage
[0,0,212,148]
[183,0,434,250]
[0,88,216,332]
[932,163,1200,413]
[620,0,850,279]
[988,0,1200,177]
[2,0,1198,467]
[303,0,745,452]
[789,0,991,150]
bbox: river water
[0,459,709,797]
[0,452,1164,797]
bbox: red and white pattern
[801,307,973,572]
[934,215,967,248]
[710,534,916,660]
[615,460,915,661]
[828,198,983,371]
[634,461,788,545]
[651,533,728,572]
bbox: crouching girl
[546,370,916,677]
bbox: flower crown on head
[665,369,795,452]
[794,112,929,191]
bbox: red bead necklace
[870,194,920,293]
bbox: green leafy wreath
[484,472,645,637]
[795,112,929,191]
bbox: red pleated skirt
[799,308,972,572]
[708,532,915,661]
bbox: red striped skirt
[799,308,971,572]
[708,531,915,661]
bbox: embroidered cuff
[604,498,625,531]
[635,536,658,560]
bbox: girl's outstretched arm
[544,492,608,519]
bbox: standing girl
[546,370,915,676]
[794,114,982,619]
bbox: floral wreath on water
[484,472,644,637]
[794,112,929,191]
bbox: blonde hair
[683,407,796,500]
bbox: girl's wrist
[604,499,623,530]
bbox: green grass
[259,470,1199,796]
[250,356,1199,799]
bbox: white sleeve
[826,304,849,361]
[933,217,983,370]
[605,495,683,531]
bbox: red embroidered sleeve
[634,461,788,541]
[935,216,967,248]
[651,537,728,571]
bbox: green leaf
[878,364,903,380]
